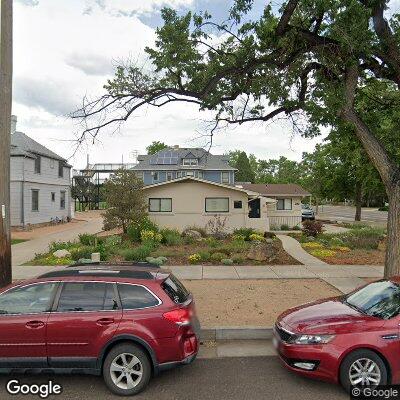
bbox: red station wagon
[0,264,199,396]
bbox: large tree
[146,141,168,155]
[72,1,400,277]
[229,150,256,182]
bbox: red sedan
[274,278,400,391]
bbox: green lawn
[11,238,28,245]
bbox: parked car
[301,204,315,220]
[274,279,400,391]
[0,265,199,396]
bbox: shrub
[78,233,97,246]
[70,246,95,261]
[302,242,324,249]
[249,233,265,242]
[210,252,225,262]
[104,235,122,247]
[140,230,163,243]
[309,249,337,258]
[280,224,290,230]
[292,225,301,231]
[232,254,245,264]
[206,215,228,239]
[119,244,153,261]
[204,237,219,248]
[146,256,167,265]
[127,217,159,242]
[302,220,324,237]
[160,228,182,246]
[232,234,246,242]
[233,227,256,241]
[221,258,234,265]
[264,232,276,239]
[331,246,351,252]
[183,236,196,245]
[198,250,211,261]
[188,253,202,264]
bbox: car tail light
[163,308,190,326]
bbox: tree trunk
[341,64,400,276]
[354,181,362,221]
[385,182,400,278]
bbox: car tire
[103,343,151,396]
[340,349,388,392]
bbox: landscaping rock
[183,229,202,239]
[53,249,71,258]
[247,242,276,262]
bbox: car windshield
[345,280,400,319]
[302,204,311,210]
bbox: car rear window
[117,284,160,309]
[161,275,189,304]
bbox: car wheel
[340,349,388,392]
[103,343,151,396]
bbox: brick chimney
[11,115,17,134]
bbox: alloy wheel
[110,353,143,390]
[349,358,381,386]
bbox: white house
[10,116,72,227]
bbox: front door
[0,282,58,367]
[248,198,261,218]
[47,281,122,368]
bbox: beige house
[142,177,276,233]
[239,183,311,229]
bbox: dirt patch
[319,249,385,265]
[183,279,341,327]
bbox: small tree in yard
[103,169,147,234]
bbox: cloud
[65,53,116,76]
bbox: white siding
[10,155,72,226]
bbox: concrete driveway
[0,357,346,400]
[11,215,103,266]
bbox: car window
[117,284,159,309]
[161,275,189,304]
[0,282,58,315]
[57,282,118,312]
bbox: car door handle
[26,320,45,329]
[96,318,115,326]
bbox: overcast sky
[12,0,399,169]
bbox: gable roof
[237,183,310,197]
[142,176,276,202]
[133,147,236,171]
[11,131,70,164]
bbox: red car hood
[278,297,384,335]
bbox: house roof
[11,131,71,166]
[237,183,311,197]
[142,176,276,202]
[133,147,236,171]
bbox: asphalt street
[0,357,346,400]
[317,205,387,226]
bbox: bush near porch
[290,225,387,265]
[27,220,300,266]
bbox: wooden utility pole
[0,0,13,287]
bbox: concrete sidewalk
[11,217,103,266]
[14,263,383,293]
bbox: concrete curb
[200,326,273,341]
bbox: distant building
[131,146,237,186]
[10,116,72,227]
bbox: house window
[152,172,159,182]
[205,198,229,213]
[177,171,182,178]
[60,191,66,210]
[277,198,292,210]
[149,198,172,212]
[31,190,39,211]
[198,171,203,179]
[34,156,41,174]
[166,171,173,181]
[58,161,64,178]
[51,192,55,202]
[234,200,243,209]
[186,171,194,177]
[182,158,198,166]
[221,172,230,184]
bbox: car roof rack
[37,268,157,280]
[67,261,160,269]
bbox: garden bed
[184,279,341,326]
[27,226,300,266]
[289,225,386,265]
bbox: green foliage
[160,228,182,246]
[70,246,95,262]
[146,256,167,265]
[146,141,168,155]
[197,250,211,261]
[210,252,225,262]
[221,258,234,265]
[188,253,202,264]
[140,230,163,243]
[204,237,219,248]
[233,227,256,241]
[280,224,290,231]
[127,217,159,242]
[232,254,245,264]
[229,150,255,182]
[302,220,324,237]
[119,244,154,261]
[78,233,97,246]
[103,169,147,234]
[48,241,77,253]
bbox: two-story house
[10,116,72,227]
[132,146,237,186]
